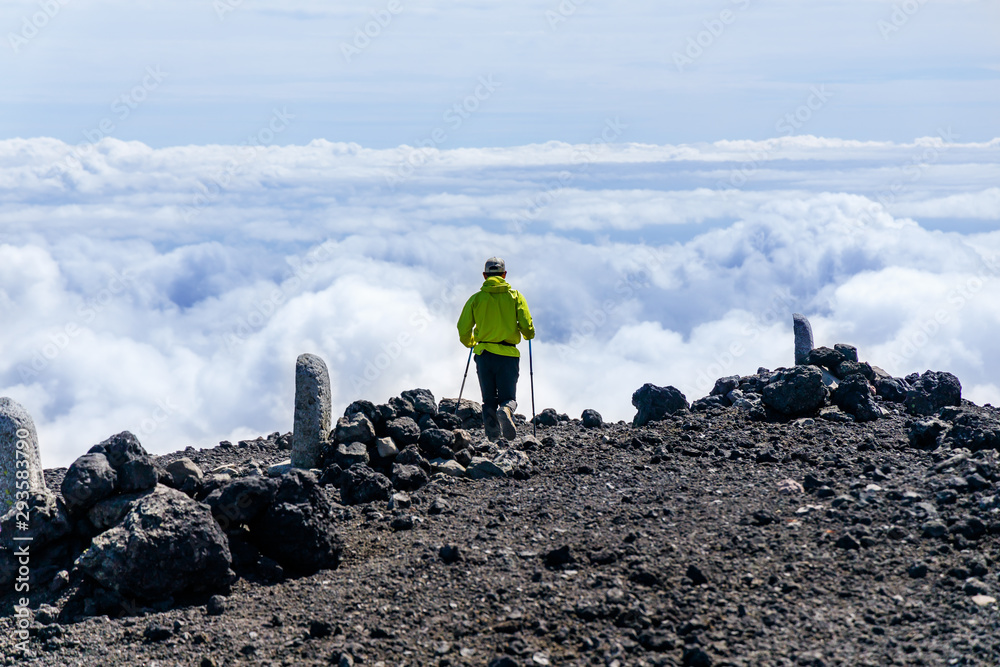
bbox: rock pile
[307,385,537,506]
[682,316,964,427]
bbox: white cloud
[0,136,998,468]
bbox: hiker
[457,257,535,441]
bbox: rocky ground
[3,395,1000,666]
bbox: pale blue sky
[2,0,997,147]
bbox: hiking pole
[457,347,473,403]
[529,339,536,437]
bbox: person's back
[457,258,534,441]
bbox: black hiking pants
[475,351,519,440]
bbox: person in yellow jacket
[457,257,535,442]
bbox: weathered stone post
[792,313,814,366]
[292,354,332,469]
[0,397,47,514]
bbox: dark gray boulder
[533,408,560,427]
[61,453,118,515]
[832,375,881,422]
[432,412,463,430]
[834,343,859,362]
[74,486,233,601]
[392,463,430,491]
[386,417,421,447]
[834,360,875,382]
[581,409,603,428]
[419,429,455,459]
[205,476,277,531]
[438,398,483,430]
[333,412,376,445]
[938,407,1000,452]
[762,366,829,416]
[905,371,962,415]
[805,347,845,371]
[710,376,740,397]
[99,431,158,494]
[344,400,378,423]
[334,442,370,469]
[632,384,688,427]
[164,458,204,496]
[340,464,392,505]
[88,491,149,533]
[908,418,950,450]
[876,377,909,403]
[401,388,438,415]
[247,470,344,575]
[395,446,431,473]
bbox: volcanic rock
[74,486,233,601]
[165,458,204,496]
[581,409,603,428]
[937,406,1000,452]
[61,453,118,515]
[386,417,421,447]
[631,383,688,427]
[206,476,277,530]
[401,388,438,416]
[340,464,392,505]
[762,366,828,416]
[905,370,962,415]
[832,374,881,422]
[334,442,370,469]
[97,431,158,494]
[805,346,845,371]
[247,469,344,575]
[334,413,376,445]
[876,377,909,403]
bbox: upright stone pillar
[292,354,332,469]
[792,313,814,366]
[0,397,47,514]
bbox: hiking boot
[497,406,517,442]
[484,415,502,442]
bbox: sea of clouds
[1,133,998,468]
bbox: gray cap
[484,257,506,275]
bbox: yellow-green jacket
[457,276,535,358]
